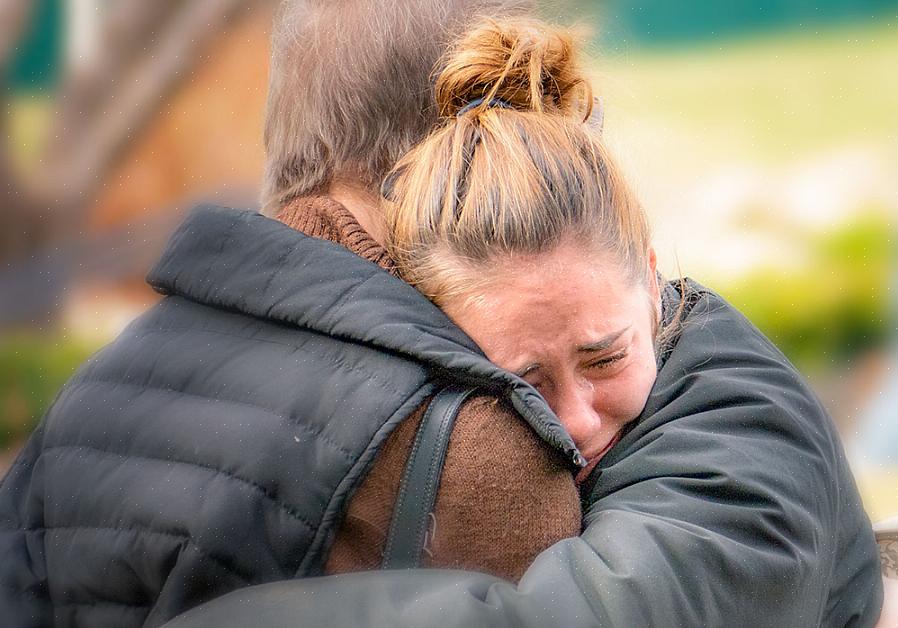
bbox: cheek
[630,346,658,413]
[600,377,650,421]
[603,347,657,420]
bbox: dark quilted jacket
[0,205,580,628]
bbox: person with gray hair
[0,2,585,627]
[258,0,581,580]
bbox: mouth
[574,431,624,485]
[580,430,623,463]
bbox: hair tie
[457,96,513,116]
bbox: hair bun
[435,17,591,119]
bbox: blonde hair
[261,0,533,217]
[383,17,653,306]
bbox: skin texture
[327,181,387,245]
[443,242,660,462]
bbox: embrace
[0,1,888,627]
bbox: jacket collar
[147,204,584,467]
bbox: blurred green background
[1,0,896,518]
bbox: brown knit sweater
[276,196,581,582]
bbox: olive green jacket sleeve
[164,286,882,628]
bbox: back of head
[262,0,533,216]
[383,16,651,306]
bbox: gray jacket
[0,206,580,627]
[165,278,883,627]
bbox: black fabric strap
[382,385,475,569]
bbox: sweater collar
[147,204,584,468]
[275,195,397,275]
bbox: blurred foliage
[856,467,898,521]
[0,334,97,448]
[717,212,894,372]
[601,20,898,162]
[8,94,54,171]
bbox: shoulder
[633,281,840,474]
[448,395,574,478]
[431,395,580,581]
[332,393,581,582]
[657,279,826,426]
[596,278,865,546]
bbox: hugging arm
[165,391,880,627]
[0,427,52,628]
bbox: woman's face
[442,242,660,462]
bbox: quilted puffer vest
[0,205,580,628]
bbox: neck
[327,182,386,246]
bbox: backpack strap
[382,385,476,569]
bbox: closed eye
[514,364,547,392]
[585,351,627,370]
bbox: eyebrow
[576,327,629,354]
[512,327,630,378]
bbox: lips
[575,431,623,485]
[582,430,622,463]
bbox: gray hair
[261,0,533,216]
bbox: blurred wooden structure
[1,0,277,325]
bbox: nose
[553,379,601,450]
